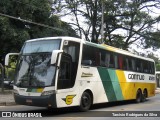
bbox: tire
[142,89,147,102]
[79,92,92,112]
[135,89,142,103]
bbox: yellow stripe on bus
[116,70,155,100]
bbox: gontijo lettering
[128,74,145,80]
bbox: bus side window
[105,53,110,67]
[100,51,106,67]
[143,61,148,73]
[95,50,100,66]
[114,55,118,69]
[136,59,141,72]
[132,59,136,71]
[82,45,95,66]
[109,53,115,68]
[150,62,155,74]
[127,58,133,71]
[82,46,102,66]
[118,55,123,69]
[123,57,127,70]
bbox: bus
[5,37,156,111]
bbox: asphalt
[0,88,160,106]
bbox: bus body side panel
[55,89,80,108]
[78,67,109,104]
[116,70,155,100]
[73,67,156,104]
[97,68,155,102]
[97,68,124,102]
[55,66,156,108]
[55,66,109,108]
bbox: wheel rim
[143,90,147,100]
[136,90,141,102]
[81,93,91,108]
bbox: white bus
[5,37,156,111]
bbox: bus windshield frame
[15,39,61,88]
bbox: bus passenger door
[57,53,72,89]
[56,41,80,107]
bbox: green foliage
[143,31,160,49]
[0,0,77,64]
[145,53,160,71]
[156,64,160,71]
[6,67,15,81]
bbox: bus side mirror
[51,50,63,65]
[5,53,20,66]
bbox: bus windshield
[15,39,61,87]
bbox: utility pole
[100,0,104,44]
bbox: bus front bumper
[14,94,57,108]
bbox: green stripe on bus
[108,69,124,101]
[97,67,117,101]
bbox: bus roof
[25,36,154,62]
[25,36,82,43]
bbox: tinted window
[127,57,133,71]
[81,44,155,74]
[63,41,80,88]
[82,45,100,66]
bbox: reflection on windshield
[16,53,55,87]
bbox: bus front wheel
[79,92,92,112]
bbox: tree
[156,64,160,71]
[53,0,160,50]
[0,0,77,64]
[53,0,102,43]
[103,0,160,49]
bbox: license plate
[26,99,32,103]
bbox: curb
[0,102,16,106]
[155,91,160,94]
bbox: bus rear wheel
[142,89,147,102]
[79,92,92,112]
[135,89,142,103]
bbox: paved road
[0,94,160,120]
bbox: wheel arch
[79,88,94,105]
[84,89,94,104]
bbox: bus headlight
[41,90,56,96]
[13,89,19,95]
